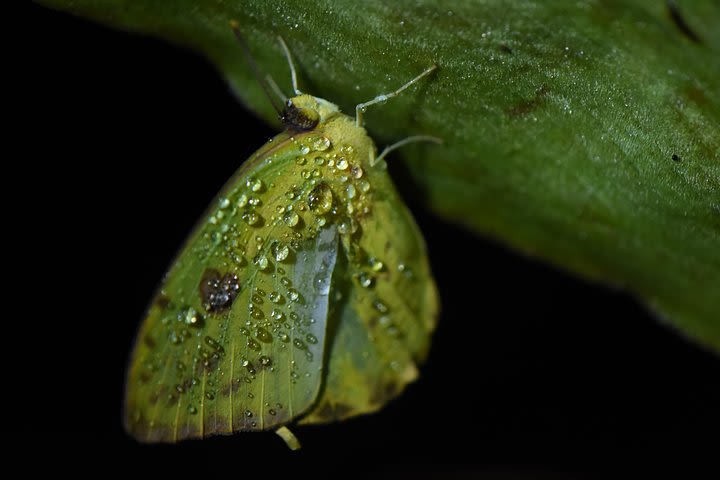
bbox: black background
[14,3,720,478]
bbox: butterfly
[124,22,440,449]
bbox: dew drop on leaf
[308,182,333,215]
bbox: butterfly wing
[300,158,439,424]
[125,132,340,441]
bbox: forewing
[125,133,339,442]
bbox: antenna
[276,36,302,95]
[229,20,283,116]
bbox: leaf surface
[40,0,720,352]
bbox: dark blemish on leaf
[684,84,709,107]
[199,268,240,313]
[667,0,702,44]
[138,372,151,384]
[672,154,682,162]
[507,85,549,118]
[282,100,319,132]
[499,44,513,54]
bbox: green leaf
[38,0,720,352]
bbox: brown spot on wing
[199,268,240,313]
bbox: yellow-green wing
[301,158,439,424]
[125,132,340,441]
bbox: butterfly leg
[371,135,443,167]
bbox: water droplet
[269,291,284,304]
[280,277,292,287]
[358,179,371,193]
[288,288,300,302]
[248,196,262,206]
[204,336,224,352]
[373,300,389,313]
[256,327,273,343]
[247,178,263,192]
[179,307,202,327]
[250,304,264,319]
[300,145,311,155]
[272,241,290,262]
[237,193,249,207]
[358,272,374,288]
[188,405,198,414]
[254,255,269,271]
[247,338,261,351]
[271,309,285,321]
[337,158,349,170]
[338,217,358,235]
[379,315,392,327]
[313,271,331,294]
[312,136,331,151]
[398,263,413,277]
[245,410,254,418]
[351,165,363,179]
[269,408,277,416]
[279,333,290,343]
[306,333,318,344]
[308,182,333,215]
[293,338,307,350]
[284,211,300,227]
[243,212,261,226]
[346,184,356,198]
[368,257,384,271]
[219,198,230,209]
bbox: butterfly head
[282,94,339,132]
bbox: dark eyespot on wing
[199,268,240,313]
